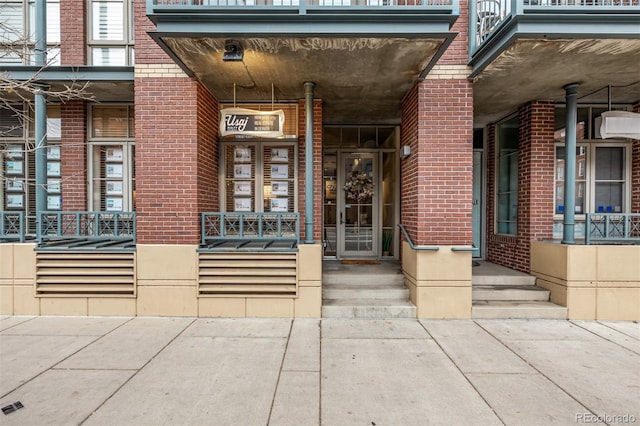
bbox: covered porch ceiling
[474,39,640,127]
[156,35,452,124]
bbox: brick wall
[298,99,323,243]
[135,77,203,244]
[196,83,219,214]
[486,101,555,273]
[439,0,469,64]
[632,103,640,213]
[60,0,85,65]
[134,0,172,64]
[400,78,474,246]
[60,101,86,210]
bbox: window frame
[219,140,299,214]
[494,114,519,236]
[0,0,61,65]
[87,104,135,212]
[86,0,135,66]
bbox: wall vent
[36,252,136,296]
[198,252,297,297]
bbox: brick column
[400,0,472,246]
[486,101,555,273]
[60,0,86,65]
[60,101,86,210]
[400,72,474,246]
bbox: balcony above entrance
[145,0,459,123]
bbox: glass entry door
[339,153,377,257]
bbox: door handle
[340,212,344,225]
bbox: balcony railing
[151,0,455,8]
[0,212,25,243]
[38,211,136,241]
[201,212,300,250]
[585,213,640,245]
[472,0,640,53]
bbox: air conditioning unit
[595,111,640,139]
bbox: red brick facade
[486,101,555,273]
[134,0,172,64]
[60,0,85,65]
[400,78,474,246]
[60,100,87,211]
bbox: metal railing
[472,0,640,52]
[0,212,25,243]
[38,211,136,241]
[202,212,300,244]
[151,0,456,8]
[585,213,640,245]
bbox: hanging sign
[220,108,285,138]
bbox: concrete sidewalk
[0,317,638,426]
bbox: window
[1,104,61,233]
[221,142,297,213]
[88,0,134,66]
[553,105,631,239]
[0,0,61,65]
[495,115,519,235]
[88,105,135,211]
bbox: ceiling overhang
[470,10,640,126]
[147,7,458,123]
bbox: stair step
[472,301,567,319]
[322,299,416,319]
[324,284,409,300]
[472,274,537,286]
[472,285,549,302]
[323,272,404,286]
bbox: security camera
[223,40,244,61]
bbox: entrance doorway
[322,126,398,260]
[340,153,376,257]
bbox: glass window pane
[0,2,24,42]
[47,1,61,43]
[595,147,623,181]
[92,46,126,65]
[92,106,129,138]
[0,106,25,137]
[595,183,623,213]
[47,105,61,138]
[92,1,124,41]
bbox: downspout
[304,82,315,244]
[35,0,48,243]
[562,83,579,245]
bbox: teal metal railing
[585,213,640,245]
[397,224,439,251]
[0,212,25,243]
[471,0,640,54]
[202,212,300,245]
[38,211,136,241]
[151,0,456,9]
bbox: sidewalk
[1,316,638,426]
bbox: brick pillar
[135,76,218,245]
[400,76,474,246]
[486,101,555,273]
[399,0,473,246]
[632,103,640,214]
[60,0,86,65]
[60,101,86,210]
[298,99,323,243]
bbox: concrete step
[323,272,405,286]
[472,274,537,286]
[472,301,567,319]
[472,285,550,302]
[323,284,409,300]
[322,299,416,319]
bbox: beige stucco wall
[401,242,472,319]
[0,243,323,318]
[531,241,640,320]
